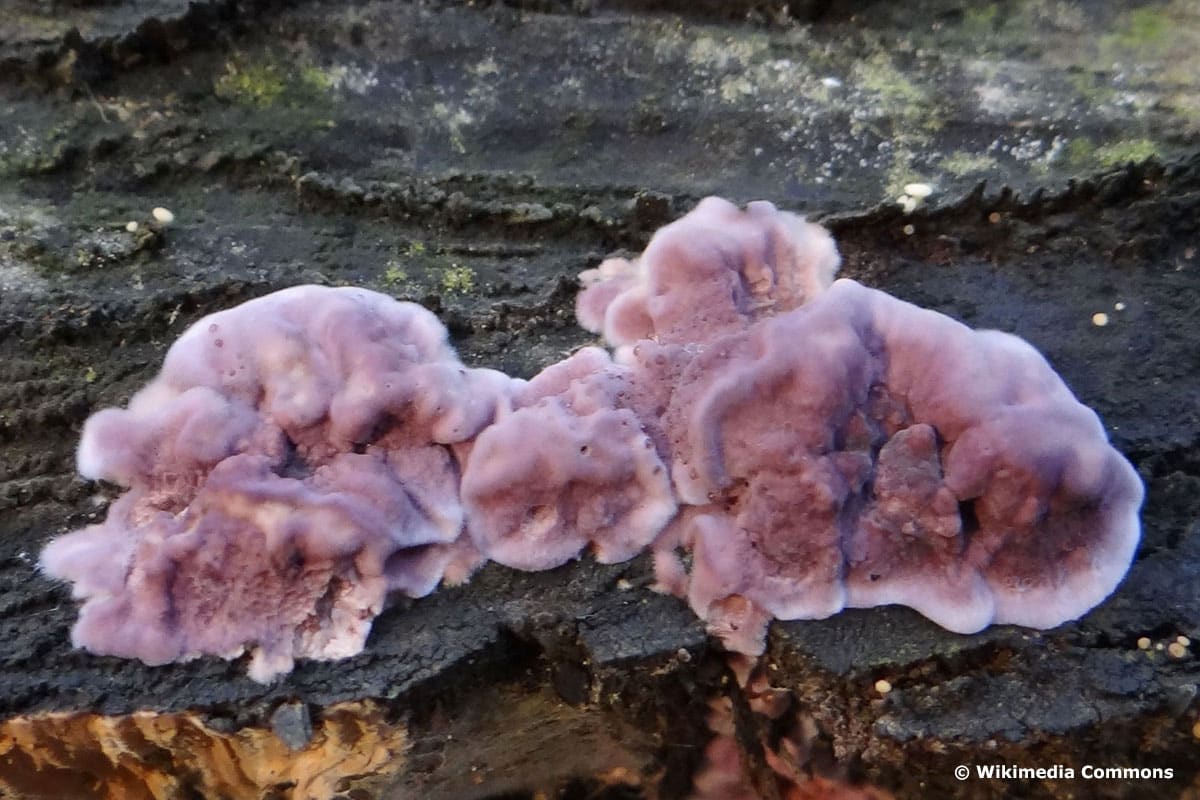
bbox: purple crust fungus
[576,196,841,352]
[41,197,1144,679]
[460,346,677,571]
[580,200,1143,655]
[41,286,514,681]
[642,280,1143,653]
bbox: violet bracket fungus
[40,197,1144,680]
[42,286,514,682]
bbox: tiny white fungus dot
[1178,635,1191,647]
[152,207,175,224]
[1137,637,1152,650]
[902,224,915,236]
[903,182,933,199]
[1092,312,1109,327]
[125,221,139,233]
[874,679,892,694]
[1114,302,1126,311]
[1168,642,1187,659]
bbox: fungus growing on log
[639,278,1143,651]
[41,198,1143,679]
[576,196,840,351]
[42,286,513,681]
[461,347,677,571]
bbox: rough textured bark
[1,1,1198,798]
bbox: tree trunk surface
[1,1,1197,799]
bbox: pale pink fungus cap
[43,198,1144,677]
[44,286,514,681]
[576,196,840,351]
[462,347,677,571]
[649,277,1143,652]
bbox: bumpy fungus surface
[42,198,1144,678]
[461,347,677,571]
[42,286,514,681]
[576,196,840,351]
[639,280,1143,650]
[572,197,1142,653]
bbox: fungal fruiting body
[629,279,1142,651]
[41,198,1143,679]
[42,287,514,681]
[576,196,840,351]
[460,346,677,571]
[578,198,1141,654]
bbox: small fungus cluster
[44,288,511,681]
[41,197,1144,680]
